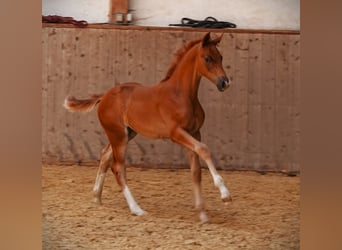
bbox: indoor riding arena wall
[42,25,300,172]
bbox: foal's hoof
[222,196,233,205]
[199,212,209,224]
[131,208,147,216]
[94,198,102,206]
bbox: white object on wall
[42,0,300,30]
[42,0,111,23]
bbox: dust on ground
[42,164,299,249]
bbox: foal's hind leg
[93,143,112,205]
[93,128,137,205]
[106,128,146,216]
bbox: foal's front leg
[187,148,209,223]
[186,131,209,223]
[172,128,232,204]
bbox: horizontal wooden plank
[42,23,300,35]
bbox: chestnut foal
[64,32,232,223]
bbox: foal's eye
[204,56,213,63]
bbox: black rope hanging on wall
[169,16,236,29]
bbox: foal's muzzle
[216,76,230,92]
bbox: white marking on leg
[199,211,209,223]
[193,142,231,201]
[123,186,146,216]
[213,174,230,200]
[93,144,112,204]
[203,156,231,201]
[93,173,106,204]
[93,173,106,194]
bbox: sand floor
[42,164,300,249]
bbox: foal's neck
[170,45,202,99]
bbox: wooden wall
[42,25,300,172]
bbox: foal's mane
[161,38,202,82]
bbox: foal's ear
[202,32,223,47]
[212,33,224,45]
[202,32,212,47]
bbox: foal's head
[197,32,231,92]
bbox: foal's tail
[63,94,103,113]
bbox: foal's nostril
[224,81,229,89]
[222,77,230,88]
[216,77,229,91]
[216,75,232,91]
[222,81,227,89]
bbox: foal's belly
[125,110,170,139]
[124,87,171,139]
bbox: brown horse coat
[64,32,232,223]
